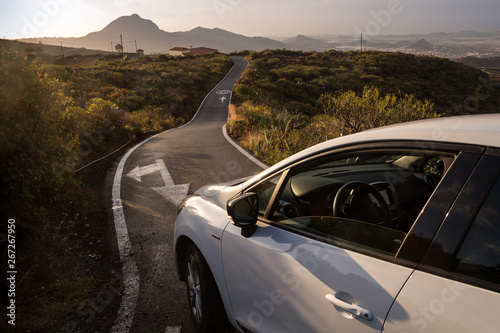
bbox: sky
[1,0,500,40]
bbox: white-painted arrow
[152,184,190,207]
[127,159,189,206]
[220,96,227,103]
[127,162,161,182]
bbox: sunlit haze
[2,0,500,40]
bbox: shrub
[125,106,176,135]
[229,86,440,164]
[0,46,77,222]
[319,86,440,135]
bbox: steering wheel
[333,181,392,227]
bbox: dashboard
[273,161,436,232]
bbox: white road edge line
[111,138,154,333]
[223,58,268,170]
[110,58,246,333]
[222,124,268,170]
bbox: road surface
[108,56,266,333]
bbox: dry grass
[228,104,243,122]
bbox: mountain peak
[86,14,164,38]
[412,38,432,51]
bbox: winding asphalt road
[109,56,266,333]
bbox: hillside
[0,39,109,58]
[19,14,285,54]
[233,49,500,115]
[283,35,335,51]
[458,56,500,68]
[228,49,500,164]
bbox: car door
[383,150,500,333]
[222,144,482,333]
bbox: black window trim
[396,150,483,262]
[416,265,500,294]
[417,148,500,293]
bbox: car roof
[245,114,500,185]
[360,113,500,147]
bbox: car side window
[451,174,500,285]
[250,174,283,216]
[268,150,455,257]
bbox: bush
[125,106,176,135]
[228,86,440,164]
[0,46,77,222]
[319,86,440,135]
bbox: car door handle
[325,293,373,321]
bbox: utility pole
[120,34,123,55]
[111,41,114,54]
[60,41,65,58]
[134,40,137,52]
[361,33,363,53]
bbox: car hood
[194,176,250,198]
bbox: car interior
[257,150,457,256]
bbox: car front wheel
[185,243,228,332]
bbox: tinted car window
[251,174,283,216]
[268,150,455,256]
[452,174,500,285]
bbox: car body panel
[174,188,240,319]
[383,271,500,333]
[222,221,414,333]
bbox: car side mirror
[227,193,259,238]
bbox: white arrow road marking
[155,159,174,186]
[152,183,190,206]
[127,160,162,182]
[127,159,190,206]
[220,96,227,103]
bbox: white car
[174,114,500,333]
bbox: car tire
[185,243,228,333]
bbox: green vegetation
[2,44,499,330]
[229,50,500,164]
[320,86,438,136]
[1,46,231,222]
[0,45,231,331]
